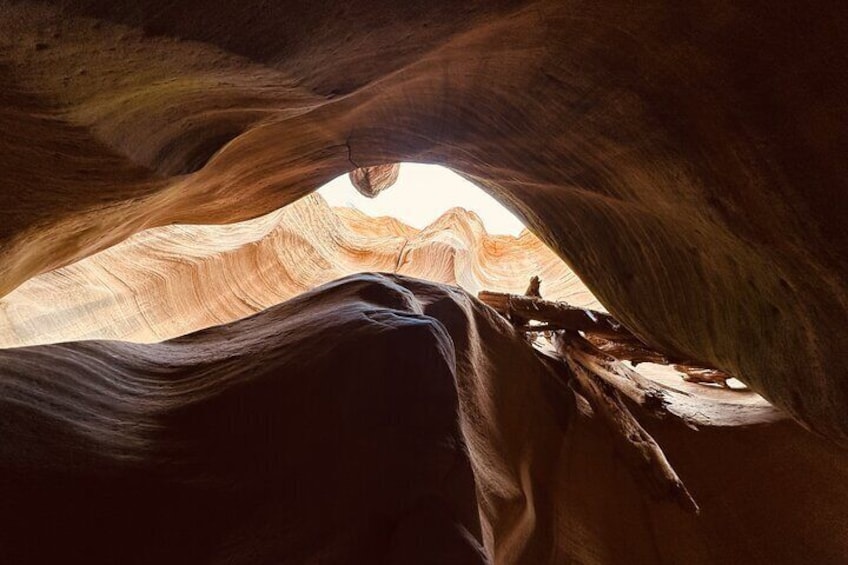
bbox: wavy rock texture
[1,0,847,440]
[1,1,848,563]
[1,1,845,441]
[2,274,846,565]
[0,193,599,346]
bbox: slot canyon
[0,1,846,563]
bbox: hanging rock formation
[349,163,401,197]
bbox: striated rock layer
[1,1,848,563]
[0,193,599,346]
[1,1,846,441]
[0,274,845,564]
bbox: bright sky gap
[318,163,526,236]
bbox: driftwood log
[554,332,700,514]
[477,289,733,388]
[478,290,630,339]
[477,281,742,514]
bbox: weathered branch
[674,366,732,388]
[477,290,629,339]
[554,333,700,514]
[478,288,734,386]
[564,335,671,417]
[584,334,675,366]
[482,280,700,513]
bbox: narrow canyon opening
[0,162,597,345]
[319,163,527,237]
[0,160,765,411]
[0,158,787,562]
[2,3,847,559]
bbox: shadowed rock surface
[1,1,847,562]
[1,274,846,564]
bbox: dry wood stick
[565,336,671,417]
[555,333,700,514]
[478,289,733,384]
[477,290,629,339]
[482,281,700,512]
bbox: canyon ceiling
[1,1,847,563]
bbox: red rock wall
[1,1,845,440]
[2,2,848,562]
[1,275,846,564]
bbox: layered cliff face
[0,192,599,346]
[1,0,847,563]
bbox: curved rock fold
[1,274,846,564]
[1,1,848,562]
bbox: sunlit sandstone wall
[0,194,599,346]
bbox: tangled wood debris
[478,278,746,514]
[477,285,734,387]
[555,332,700,514]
